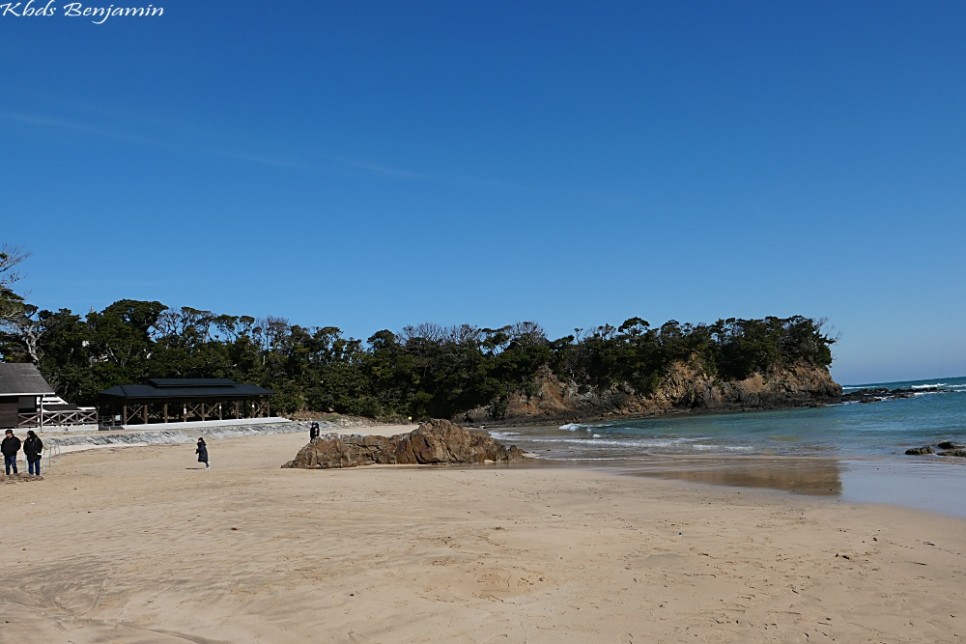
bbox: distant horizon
[839,374,966,388]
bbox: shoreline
[4,428,966,642]
[3,427,964,642]
[32,419,966,519]
[464,398,837,429]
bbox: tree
[84,300,167,385]
[0,245,39,362]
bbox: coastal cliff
[464,362,842,424]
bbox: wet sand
[2,428,966,643]
[616,454,966,519]
[618,455,845,496]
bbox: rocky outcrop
[842,384,960,405]
[463,362,842,424]
[906,442,966,458]
[282,419,526,469]
[842,388,915,404]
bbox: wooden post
[122,404,128,425]
[163,403,168,423]
[143,404,148,424]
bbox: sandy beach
[2,424,965,643]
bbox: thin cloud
[338,158,428,180]
[1,110,639,203]
[0,110,307,170]
[573,190,642,206]
[0,110,166,148]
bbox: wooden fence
[18,409,98,428]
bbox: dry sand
[2,425,965,643]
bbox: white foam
[692,444,754,452]
[487,431,519,441]
[546,437,695,449]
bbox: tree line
[1,261,834,421]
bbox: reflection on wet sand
[622,456,842,496]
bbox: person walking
[196,437,209,470]
[23,430,43,476]
[2,429,21,475]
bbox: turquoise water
[491,376,966,461]
[490,376,966,516]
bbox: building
[98,378,275,428]
[0,363,54,429]
[0,363,98,430]
[1,363,51,429]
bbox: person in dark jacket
[309,422,320,440]
[23,430,43,476]
[2,429,21,475]
[196,437,209,470]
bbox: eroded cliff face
[464,362,841,424]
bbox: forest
[1,246,835,420]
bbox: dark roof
[147,378,237,388]
[99,379,273,401]
[0,363,55,396]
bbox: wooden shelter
[98,378,274,427]
[0,363,56,430]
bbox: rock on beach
[282,418,526,469]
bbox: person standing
[196,437,209,470]
[309,422,320,440]
[23,430,43,476]
[2,429,21,475]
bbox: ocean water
[489,376,966,516]
[490,376,966,461]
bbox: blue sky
[1,1,964,385]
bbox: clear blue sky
[2,2,964,385]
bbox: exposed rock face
[392,418,526,464]
[905,443,966,457]
[282,419,526,469]
[463,362,842,424]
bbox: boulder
[283,419,526,469]
[393,418,525,464]
[284,433,396,469]
[904,442,966,457]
